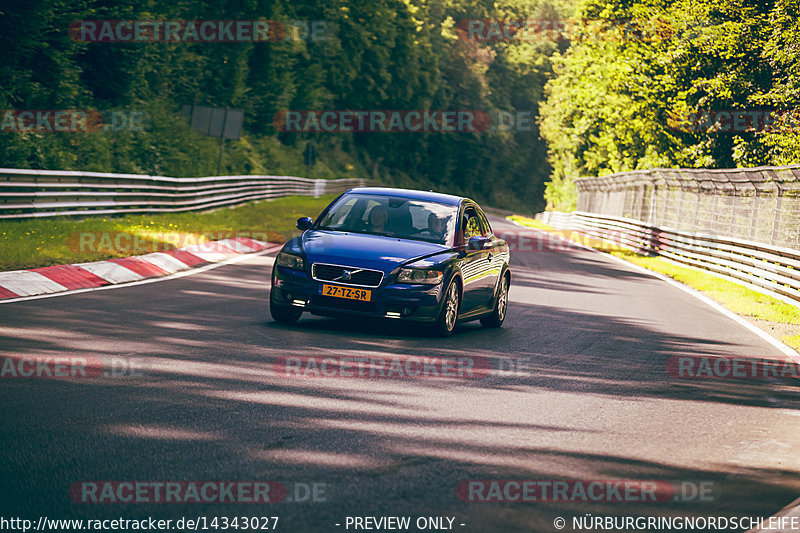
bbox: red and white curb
[0,237,281,302]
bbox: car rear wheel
[270,291,303,324]
[435,279,460,337]
[481,273,508,328]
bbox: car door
[458,205,493,314]
[477,208,503,306]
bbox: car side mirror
[468,235,490,251]
[296,217,313,230]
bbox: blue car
[269,187,510,336]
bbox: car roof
[345,187,466,206]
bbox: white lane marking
[505,218,800,362]
[0,271,69,296]
[0,244,281,304]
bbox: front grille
[312,263,384,287]
[312,295,377,313]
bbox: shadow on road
[1,254,798,531]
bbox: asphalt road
[1,216,799,532]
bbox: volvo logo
[330,267,364,283]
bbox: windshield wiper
[319,227,394,237]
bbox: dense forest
[540,0,800,210]
[0,0,574,212]
[3,0,797,213]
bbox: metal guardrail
[574,166,800,250]
[0,168,369,219]
[536,210,800,305]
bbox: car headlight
[397,268,443,284]
[276,251,305,270]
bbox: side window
[477,211,492,237]
[463,208,483,239]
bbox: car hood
[300,230,448,273]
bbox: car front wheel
[435,279,460,337]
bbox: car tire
[481,273,508,328]
[434,278,460,337]
[270,291,303,324]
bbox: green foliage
[0,0,577,213]
[540,0,800,211]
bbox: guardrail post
[648,183,656,225]
[772,191,783,246]
[313,179,325,198]
[676,173,687,230]
[710,186,720,235]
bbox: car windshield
[315,193,458,245]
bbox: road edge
[504,217,800,363]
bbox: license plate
[320,284,372,301]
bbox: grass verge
[509,214,800,351]
[0,195,334,271]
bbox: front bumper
[271,265,445,322]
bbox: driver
[368,205,389,233]
[428,213,446,240]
